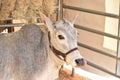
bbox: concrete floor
[81,65,120,80]
[63,64,120,80]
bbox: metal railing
[62,3,120,78]
[0,0,120,78]
[0,23,44,27]
[0,3,60,31]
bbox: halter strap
[48,32,78,61]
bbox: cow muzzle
[66,50,87,67]
[75,58,86,66]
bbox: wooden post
[7,20,14,33]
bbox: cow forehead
[54,20,77,37]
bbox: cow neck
[48,32,78,62]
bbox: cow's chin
[65,60,76,68]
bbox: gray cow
[0,15,85,80]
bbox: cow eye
[58,35,65,40]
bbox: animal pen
[0,0,120,80]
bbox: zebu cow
[0,15,86,80]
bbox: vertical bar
[60,0,63,20]
[116,1,120,76]
[7,20,14,33]
[56,0,60,20]
[71,68,75,77]
[58,0,63,20]
[116,29,120,76]
[57,0,60,20]
[0,20,6,32]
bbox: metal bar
[78,42,119,60]
[116,1,120,76]
[54,5,59,9]
[87,61,120,78]
[75,24,120,40]
[63,5,119,19]
[0,23,44,27]
[63,2,120,78]
[0,16,41,21]
[58,0,63,20]
[60,0,63,20]
[57,0,60,20]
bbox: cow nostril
[75,58,83,64]
[75,58,86,66]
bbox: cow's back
[0,24,48,80]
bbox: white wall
[103,0,119,51]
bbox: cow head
[40,13,86,67]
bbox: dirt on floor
[59,68,92,80]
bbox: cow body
[0,24,62,80]
[0,14,86,80]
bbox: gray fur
[0,17,80,80]
[0,24,62,80]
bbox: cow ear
[70,15,78,24]
[44,17,54,32]
[39,12,54,32]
